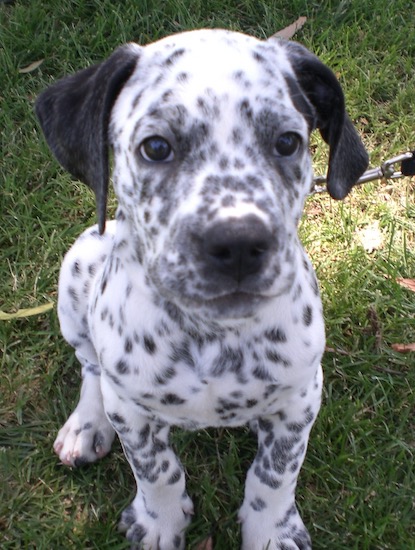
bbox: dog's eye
[275,132,301,156]
[139,136,174,162]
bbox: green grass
[1,0,415,548]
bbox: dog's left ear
[35,45,140,233]
[273,40,369,199]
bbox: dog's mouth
[182,290,272,319]
[152,263,295,320]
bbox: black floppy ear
[278,40,369,199]
[35,45,140,233]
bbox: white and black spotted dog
[36,29,368,549]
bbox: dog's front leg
[239,366,323,550]
[102,385,193,549]
[53,354,115,466]
[118,420,193,550]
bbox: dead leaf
[325,346,351,356]
[272,17,307,40]
[18,59,44,74]
[194,537,213,550]
[0,302,54,320]
[391,343,415,353]
[396,278,415,293]
[305,203,323,217]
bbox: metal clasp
[311,151,414,195]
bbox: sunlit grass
[1,1,415,548]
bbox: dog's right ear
[35,45,140,233]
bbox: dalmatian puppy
[36,29,368,550]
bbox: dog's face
[110,32,312,317]
[36,29,368,319]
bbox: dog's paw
[54,407,115,466]
[119,493,193,550]
[239,503,311,550]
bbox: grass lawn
[1,0,415,548]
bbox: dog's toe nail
[74,456,89,467]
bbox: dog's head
[36,29,368,319]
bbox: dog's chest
[89,258,325,429]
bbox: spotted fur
[36,29,368,550]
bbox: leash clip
[311,150,415,195]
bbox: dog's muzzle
[202,215,273,284]
[151,213,287,318]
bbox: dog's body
[36,29,368,549]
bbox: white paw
[239,503,311,550]
[54,407,115,466]
[119,493,194,550]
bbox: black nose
[203,215,273,282]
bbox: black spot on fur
[240,98,253,121]
[143,334,157,354]
[303,305,313,326]
[68,286,79,308]
[250,497,267,511]
[161,393,186,405]
[221,194,236,207]
[252,51,266,64]
[124,337,133,353]
[168,469,182,484]
[88,263,97,276]
[108,412,126,425]
[264,328,287,343]
[275,504,298,528]
[173,535,182,548]
[127,523,148,542]
[254,465,281,489]
[163,48,186,67]
[266,349,292,367]
[116,359,130,375]
[311,273,319,296]
[292,283,303,301]
[252,365,273,381]
[263,383,280,399]
[286,407,315,433]
[103,369,123,387]
[211,347,243,377]
[100,277,108,294]
[231,127,243,145]
[169,340,194,367]
[219,155,229,170]
[176,71,189,82]
[154,367,177,385]
[71,261,82,277]
[271,435,302,475]
[137,424,150,448]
